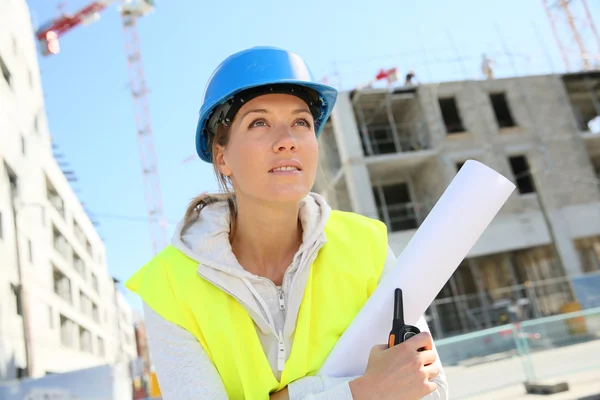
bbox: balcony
[352,87,437,169]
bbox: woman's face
[215,93,318,205]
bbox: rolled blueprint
[319,160,516,377]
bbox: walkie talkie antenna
[394,288,404,324]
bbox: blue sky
[25,0,600,311]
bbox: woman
[126,46,449,400]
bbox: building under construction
[313,71,600,338]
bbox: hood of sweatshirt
[170,192,331,335]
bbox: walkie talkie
[388,288,421,348]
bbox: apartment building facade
[0,0,137,380]
[314,71,600,338]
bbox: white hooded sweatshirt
[143,193,449,399]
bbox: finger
[408,332,433,351]
[422,380,438,396]
[418,349,437,366]
[423,364,440,380]
[371,344,388,355]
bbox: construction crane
[542,0,600,71]
[35,0,168,254]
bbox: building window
[92,302,99,323]
[80,290,91,316]
[47,178,65,218]
[6,163,18,194]
[52,225,70,259]
[60,315,76,348]
[21,135,26,155]
[73,251,86,279]
[74,220,84,243]
[373,182,419,232]
[79,326,92,353]
[0,54,11,87]
[53,266,72,304]
[98,336,105,357]
[490,93,516,128]
[91,272,99,293]
[439,97,465,133]
[73,220,93,256]
[12,284,22,316]
[33,114,39,134]
[28,239,33,263]
[509,155,536,194]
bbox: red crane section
[35,0,117,55]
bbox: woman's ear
[214,145,232,177]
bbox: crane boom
[35,0,167,254]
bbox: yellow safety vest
[126,210,388,400]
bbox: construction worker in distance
[125,46,449,400]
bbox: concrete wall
[0,0,136,381]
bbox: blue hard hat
[195,46,338,163]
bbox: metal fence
[435,307,600,399]
[427,271,600,339]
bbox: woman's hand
[349,332,439,400]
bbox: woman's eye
[249,119,268,128]
[295,118,313,128]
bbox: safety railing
[361,200,436,233]
[428,271,600,338]
[434,307,600,399]
[360,121,431,156]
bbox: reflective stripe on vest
[126,210,388,400]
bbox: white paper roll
[318,160,516,377]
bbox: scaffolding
[351,87,432,157]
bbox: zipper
[277,331,286,371]
[196,238,325,371]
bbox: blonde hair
[184,124,237,233]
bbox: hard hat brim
[195,79,337,163]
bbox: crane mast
[542,0,600,71]
[120,6,167,253]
